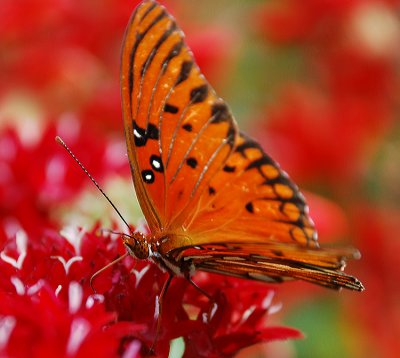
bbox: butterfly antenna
[55,136,133,234]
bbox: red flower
[0,123,128,242]
[254,0,399,187]
[255,84,393,185]
[346,206,400,358]
[0,226,301,357]
[0,283,136,358]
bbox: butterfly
[119,0,364,303]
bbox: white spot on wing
[152,158,161,169]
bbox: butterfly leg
[187,277,217,322]
[149,272,174,355]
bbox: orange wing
[159,132,363,290]
[121,0,237,233]
[121,1,363,291]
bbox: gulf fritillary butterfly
[120,0,364,296]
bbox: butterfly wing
[121,0,237,233]
[166,244,362,290]
[158,132,363,291]
[121,1,363,290]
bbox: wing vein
[128,10,167,112]
[165,87,205,168]
[169,111,219,184]
[137,22,175,130]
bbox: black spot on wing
[182,123,192,132]
[245,202,254,213]
[208,186,216,195]
[142,169,155,184]
[186,157,198,169]
[223,165,236,173]
[210,103,230,123]
[190,85,208,103]
[147,123,159,140]
[272,249,284,257]
[164,103,179,114]
[132,121,159,147]
[176,61,193,85]
[133,121,147,147]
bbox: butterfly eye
[122,236,136,256]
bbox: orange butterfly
[120,0,364,300]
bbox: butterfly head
[122,232,150,260]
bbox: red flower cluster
[0,121,299,356]
[5,0,398,356]
[0,223,301,357]
[0,123,128,243]
[348,207,400,358]
[252,0,400,356]
[256,0,399,186]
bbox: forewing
[121,0,237,232]
[121,1,363,291]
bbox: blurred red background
[1,0,399,357]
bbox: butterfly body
[123,232,196,278]
[120,0,364,292]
